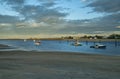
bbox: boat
[34,42,40,45]
[90,44,106,49]
[34,40,41,45]
[33,40,35,42]
[71,40,82,46]
[24,39,27,42]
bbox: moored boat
[34,40,41,45]
[71,40,82,46]
[34,42,40,45]
[90,44,106,49]
[24,39,27,42]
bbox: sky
[0,0,120,38]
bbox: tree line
[62,34,120,39]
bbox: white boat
[90,44,106,49]
[24,39,27,42]
[34,40,41,45]
[71,40,82,46]
[34,42,40,45]
[33,40,35,42]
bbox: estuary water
[0,39,120,56]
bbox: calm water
[0,39,120,56]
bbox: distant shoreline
[0,38,120,42]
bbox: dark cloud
[0,0,24,5]
[0,15,20,23]
[41,0,57,8]
[87,0,120,13]
[0,0,69,36]
[33,0,59,8]
[17,5,67,23]
[80,0,120,34]
[55,12,120,34]
[94,13,120,27]
[0,0,67,23]
[0,0,68,29]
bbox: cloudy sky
[0,0,120,38]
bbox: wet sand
[0,51,120,79]
[0,44,11,49]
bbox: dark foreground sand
[0,51,120,79]
[0,44,11,49]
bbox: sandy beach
[0,51,120,79]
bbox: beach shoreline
[0,50,120,79]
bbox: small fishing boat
[90,44,106,49]
[33,40,35,42]
[34,42,40,45]
[34,40,41,45]
[24,39,27,42]
[71,40,82,46]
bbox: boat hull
[71,43,82,46]
[90,45,106,49]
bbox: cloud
[0,15,20,23]
[41,0,57,8]
[93,13,120,29]
[18,5,67,21]
[55,12,120,34]
[0,0,68,25]
[0,0,24,5]
[0,23,11,27]
[84,0,120,34]
[86,0,120,13]
[0,0,69,36]
[92,31,105,34]
[13,12,120,35]
[16,21,50,28]
[0,0,120,38]
[82,0,86,1]
[116,26,120,28]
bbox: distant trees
[81,35,103,39]
[81,34,120,39]
[95,35,104,39]
[61,34,120,40]
[107,34,120,39]
[62,36,74,39]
